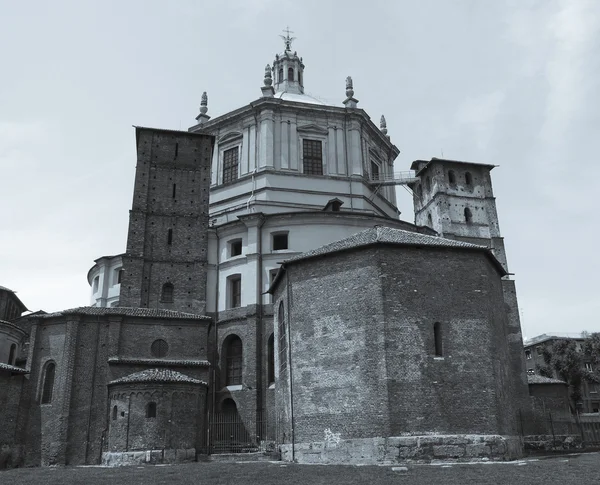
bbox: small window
[288,67,294,81]
[298,70,302,85]
[272,233,288,251]
[427,213,433,226]
[225,336,243,386]
[112,405,118,420]
[278,68,283,83]
[8,344,16,365]
[223,147,239,184]
[465,172,473,185]
[167,229,173,245]
[151,339,169,358]
[302,139,323,175]
[117,269,124,284]
[146,402,157,419]
[228,275,242,309]
[172,183,177,198]
[267,334,275,384]
[229,239,242,257]
[92,276,99,293]
[161,283,174,303]
[41,362,56,404]
[433,322,443,357]
[464,207,473,224]
[371,161,380,181]
[525,350,532,360]
[448,170,456,184]
[278,301,287,372]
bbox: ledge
[108,357,210,367]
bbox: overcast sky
[1,0,598,338]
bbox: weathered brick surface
[119,128,214,314]
[275,243,529,447]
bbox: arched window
[222,398,237,415]
[464,207,473,224]
[448,170,456,184]
[425,176,431,193]
[225,336,243,386]
[112,405,118,420]
[298,70,302,85]
[151,339,169,358]
[161,283,174,303]
[267,334,275,384]
[427,213,433,227]
[288,67,294,81]
[8,344,16,365]
[465,172,472,186]
[278,68,283,83]
[41,362,56,404]
[278,302,287,372]
[434,322,443,356]
[146,402,157,418]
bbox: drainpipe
[255,215,266,435]
[285,267,295,461]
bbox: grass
[2,452,599,485]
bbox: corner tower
[119,127,215,313]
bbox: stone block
[432,445,465,458]
[465,443,491,457]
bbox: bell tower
[272,28,305,95]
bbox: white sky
[1,0,599,338]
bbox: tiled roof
[108,368,207,386]
[527,375,567,385]
[33,307,211,320]
[108,357,210,367]
[0,363,28,374]
[284,226,488,264]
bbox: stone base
[523,435,582,453]
[280,435,523,465]
[102,448,196,467]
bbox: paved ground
[2,452,598,485]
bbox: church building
[0,34,530,467]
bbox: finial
[264,64,272,86]
[380,115,388,135]
[195,91,211,123]
[345,76,354,98]
[200,92,208,115]
[279,26,296,51]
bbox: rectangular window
[302,139,323,175]
[222,147,239,184]
[371,161,380,181]
[229,239,242,257]
[272,232,288,251]
[525,350,532,360]
[118,269,124,284]
[228,275,242,309]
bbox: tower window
[229,239,242,257]
[172,183,177,198]
[465,172,473,186]
[272,232,289,251]
[151,339,169,358]
[302,139,323,175]
[228,275,242,309]
[298,70,302,85]
[92,276,99,293]
[278,301,287,372]
[222,147,239,184]
[464,207,473,224]
[427,213,433,227]
[371,161,380,181]
[117,269,124,284]
[161,283,174,303]
[225,336,243,386]
[167,229,173,245]
[41,362,56,404]
[288,67,294,81]
[433,322,443,357]
[278,68,283,83]
[174,142,179,158]
[112,405,118,420]
[146,402,157,419]
[8,344,16,365]
[448,170,456,184]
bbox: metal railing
[207,411,278,454]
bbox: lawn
[2,452,597,485]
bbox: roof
[273,91,328,105]
[268,226,505,293]
[524,333,589,347]
[108,368,207,386]
[410,157,497,174]
[32,307,212,321]
[0,319,28,335]
[0,362,28,374]
[527,375,567,385]
[0,286,29,312]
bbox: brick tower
[119,127,214,313]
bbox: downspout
[343,115,353,210]
[285,267,295,461]
[256,215,266,429]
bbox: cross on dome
[279,27,296,51]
